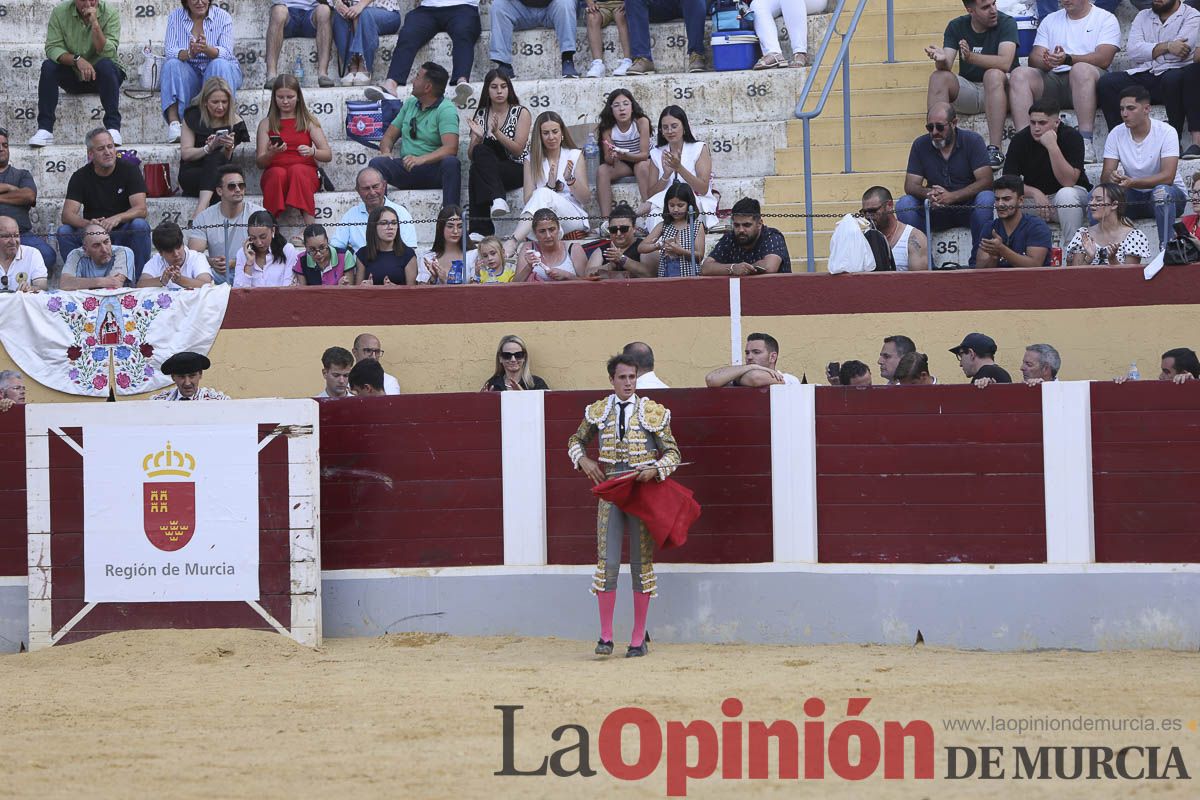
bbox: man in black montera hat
[150,351,230,401]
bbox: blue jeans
[388,5,482,85]
[37,58,125,132]
[626,0,707,58]
[21,233,57,269]
[896,191,995,268]
[283,5,321,37]
[369,154,461,207]
[489,0,578,63]
[332,7,403,74]
[160,57,243,120]
[1122,185,1187,249]
[57,219,152,281]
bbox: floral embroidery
[48,291,173,395]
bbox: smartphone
[268,135,284,147]
[752,264,767,273]
[826,362,840,383]
[216,129,230,137]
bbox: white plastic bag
[827,214,875,274]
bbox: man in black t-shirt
[55,128,150,279]
[1002,98,1091,242]
[950,332,1013,386]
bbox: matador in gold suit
[568,355,680,658]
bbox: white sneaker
[108,129,123,146]
[491,198,510,218]
[166,121,181,143]
[353,72,371,86]
[28,129,54,147]
[613,58,633,76]
[340,72,358,86]
[585,59,606,79]
[1082,138,1096,164]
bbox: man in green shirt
[29,0,125,149]
[368,62,462,207]
[925,0,1018,170]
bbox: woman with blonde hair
[178,76,249,219]
[256,74,332,224]
[503,111,592,255]
[482,334,549,391]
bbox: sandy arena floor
[1,630,1197,799]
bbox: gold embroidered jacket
[567,394,681,481]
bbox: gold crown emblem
[143,441,195,478]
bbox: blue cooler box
[1015,16,1038,58]
[712,34,761,71]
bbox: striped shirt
[165,6,235,64]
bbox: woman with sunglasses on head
[291,223,357,285]
[467,69,532,237]
[232,210,297,287]
[587,202,657,278]
[354,206,417,286]
[642,106,717,229]
[419,205,476,284]
[482,334,549,391]
[1065,183,1149,266]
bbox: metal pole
[924,199,935,270]
[887,0,895,63]
[842,50,853,174]
[804,117,815,273]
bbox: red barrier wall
[544,390,774,565]
[815,385,1048,563]
[0,407,25,577]
[1091,382,1200,562]
[318,394,505,569]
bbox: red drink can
[1049,246,1062,267]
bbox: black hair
[349,359,385,391]
[1028,97,1061,117]
[993,175,1025,196]
[432,205,466,257]
[322,346,354,370]
[420,61,450,96]
[730,197,762,218]
[1162,348,1200,378]
[302,223,329,243]
[477,68,520,112]
[662,183,699,224]
[247,210,288,263]
[655,105,697,147]
[1120,84,1151,105]
[216,163,245,186]
[884,335,916,357]
[838,360,871,385]
[151,221,184,252]
[607,353,640,378]
[747,332,779,354]
[596,88,651,143]
[609,202,637,225]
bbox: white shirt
[781,372,801,385]
[141,249,214,288]
[232,243,299,288]
[383,372,400,395]
[331,198,418,254]
[1125,6,1200,76]
[419,0,479,7]
[1033,6,1121,73]
[1103,118,1185,190]
[636,371,670,389]
[0,246,48,290]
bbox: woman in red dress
[256,75,332,224]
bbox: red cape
[592,473,701,549]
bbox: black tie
[618,401,631,440]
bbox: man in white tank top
[861,185,928,270]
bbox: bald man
[60,222,134,290]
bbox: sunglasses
[925,122,948,132]
[0,275,7,288]
[223,181,246,190]
[859,206,883,215]
[609,225,631,234]
[409,117,419,139]
[500,351,526,361]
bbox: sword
[606,462,693,478]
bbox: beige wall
[5,306,1198,402]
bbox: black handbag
[1164,222,1200,266]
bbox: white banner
[0,285,230,397]
[83,423,260,602]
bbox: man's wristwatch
[72,53,82,65]
[618,254,628,269]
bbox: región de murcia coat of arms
[46,292,173,394]
[142,441,196,552]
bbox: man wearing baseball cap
[950,332,1012,387]
[150,351,231,401]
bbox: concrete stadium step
[957,104,1181,163]
[774,142,911,174]
[765,170,903,204]
[24,176,768,244]
[0,68,807,145]
[848,34,934,63]
[7,120,786,197]
[806,60,931,92]
[787,113,923,147]
[805,86,927,117]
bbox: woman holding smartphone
[256,75,332,224]
[178,76,249,220]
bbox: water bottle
[139,41,155,90]
[1127,362,1139,381]
[448,259,465,285]
[584,132,600,193]
[293,56,305,83]
[528,246,545,280]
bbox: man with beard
[0,128,57,268]
[860,187,928,271]
[975,175,1052,268]
[897,102,994,268]
[701,197,791,275]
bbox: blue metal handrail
[793,0,895,272]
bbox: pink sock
[597,591,616,642]
[630,591,651,647]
